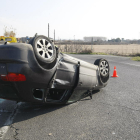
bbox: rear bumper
[0,83,20,101]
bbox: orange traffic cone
[112,66,118,77]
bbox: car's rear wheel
[29,35,57,69]
[94,58,110,85]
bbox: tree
[115,38,121,42]
[9,31,16,37]
[3,26,16,37]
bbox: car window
[5,38,12,41]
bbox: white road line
[109,60,140,67]
[0,102,21,140]
[0,126,9,140]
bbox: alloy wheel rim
[36,39,53,59]
[99,60,109,76]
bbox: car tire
[29,35,57,69]
[94,58,109,77]
[94,58,110,85]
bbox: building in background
[19,36,31,43]
[83,36,107,42]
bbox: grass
[91,52,108,55]
[130,53,140,61]
[131,56,140,61]
[63,52,108,55]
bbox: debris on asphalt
[48,133,52,136]
[112,131,115,135]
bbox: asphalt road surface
[0,55,140,140]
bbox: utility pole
[54,29,55,44]
[74,35,75,47]
[48,23,49,38]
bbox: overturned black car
[0,35,110,104]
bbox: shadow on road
[1,90,100,125]
[12,103,66,123]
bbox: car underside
[0,35,110,104]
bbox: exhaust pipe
[33,89,44,100]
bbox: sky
[0,0,140,40]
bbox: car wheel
[94,58,110,85]
[29,35,57,69]
[94,58,109,77]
